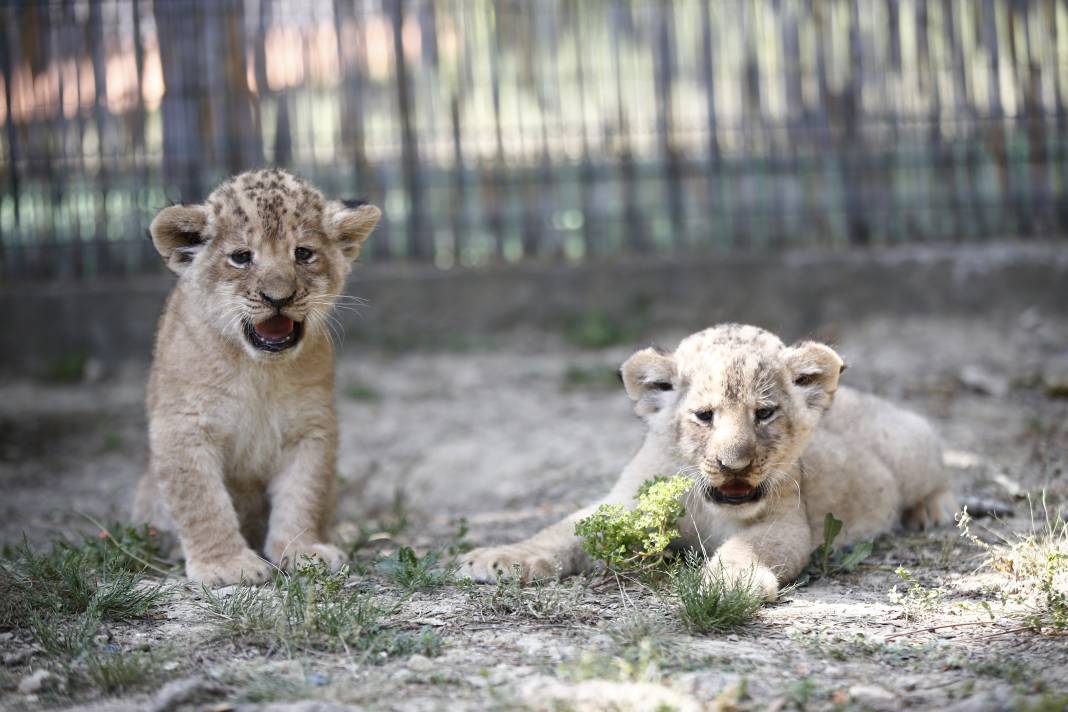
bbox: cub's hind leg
[903,487,957,531]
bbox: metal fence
[2,0,1068,280]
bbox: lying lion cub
[132,169,380,586]
[462,323,956,599]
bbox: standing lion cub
[461,323,956,599]
[133,169,380,587]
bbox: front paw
[459,544,559,584]
[703,559,779,602]
[270,542,347,572]
[186,548,272,587]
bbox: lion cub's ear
[149,204,210,275]
[785,341,846,411]
[620,347,677,417]
[327,200,382,261]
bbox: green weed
[575,475,691,580]
[375,546,457,590]
[673,553,764,633]
[201,560,440,661]
[888,567,946,621]
[0,533,167,648]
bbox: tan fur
[461,323,956,600]
[132,169,380,587]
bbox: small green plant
[888,567,945,621]
[562,309,638,349]
[201,560,440,661]
[673,553,764,633]
[466,566,583,621]
[564,638,664,683]
[375,546,456,590]
[575,475,691,579]
[808,513,873,578]
[447,517,472,556]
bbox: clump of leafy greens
[575,476,691,579]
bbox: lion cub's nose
[260,291,295,309]
[716,456,753,477]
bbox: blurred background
[4,0,1068,280]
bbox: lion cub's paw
[273,542,348,572]
[460,545,558,584]
[704,559,779,603]
[186,548,273,588]
[904,488,957,531]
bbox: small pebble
[18,670,52,694]
[407,654,434,673]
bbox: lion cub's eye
[229,250,253,267]
[755,407,777,422]
[650,381,673,391]
[294,247,314,263]
[693,409,715,424]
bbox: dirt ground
[2,312,1067,711]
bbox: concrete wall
[5,243,1067,376]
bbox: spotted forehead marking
[206,169,326,241]
[675,324,788,405]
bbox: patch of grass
[673,553,764,633]
[234,672,316,704]
[575,475,691,581]
[967,655,1037,686]
[785,677,817,711]
[465,567,584,622]
[887,567,946,621]
[202,560,441,661]
[82,650,160,694]
[564,611,698,683]
[792,628,943,671]
[561,308,644,349]
[45,351,88,383]
[1019,693,1068,712]
[30,609,101,657]
[561,365,620,390]
[0,532,167,639]
[344,380,381,402]
[563,637,663,683]
[959,495,1068,634]
[375,546,457,591]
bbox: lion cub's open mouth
[245,315,304,353]
[705,480,767,505]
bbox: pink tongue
[254,315,295,340]
[719,482,753,497]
